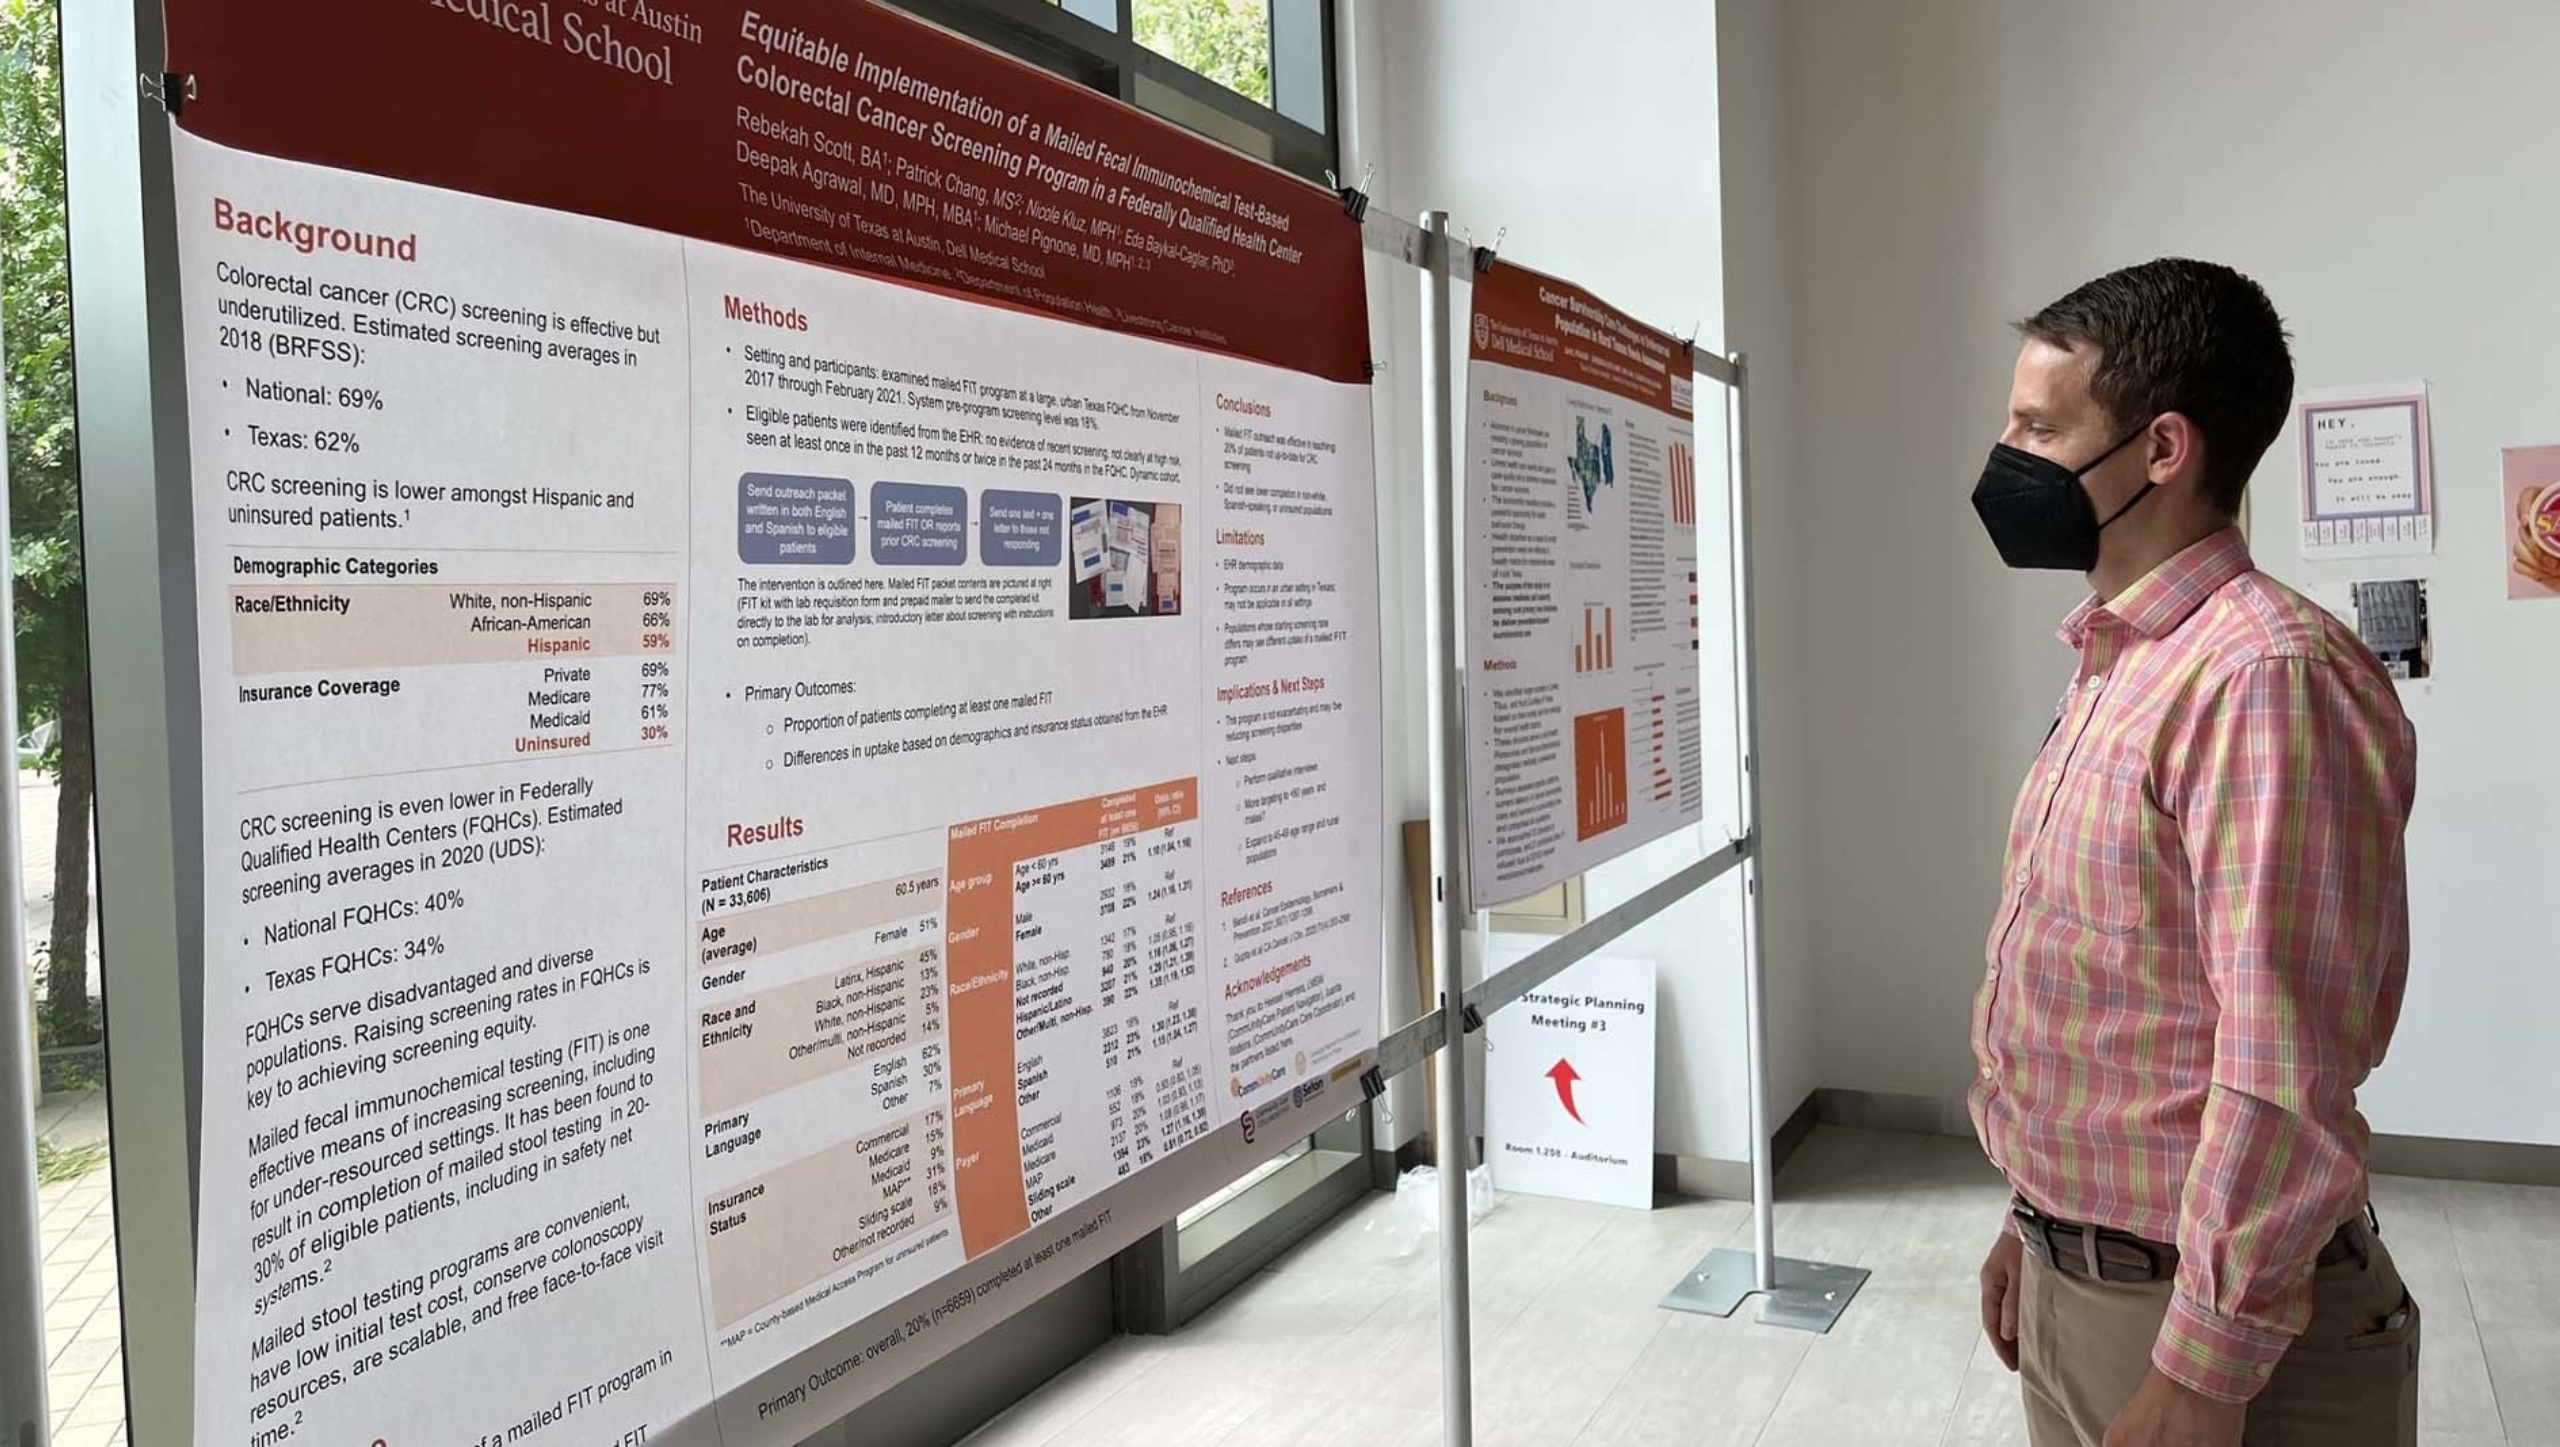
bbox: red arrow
[1546,1059,1585,1124]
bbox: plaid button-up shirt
[1970,527,2416,1403]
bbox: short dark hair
[2016,258,2293,517]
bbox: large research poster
[164,4,1381,1444]
[1464,265,1702,905]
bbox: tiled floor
[34,1089,124,1447]
[965,1127,2560,1446]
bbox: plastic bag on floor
[1373,1163,1497,1256]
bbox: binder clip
[1460,1002,1485,1034]
[1470,226,1505,276]
[1365,359,1386,379]
[1327,165,1374,224]
[141,71,198,117]
[1358,1066,1387,1102]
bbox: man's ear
[2147,412,2206,493]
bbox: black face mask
[1970,424,2156,572]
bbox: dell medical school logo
[1472,311,1490,350]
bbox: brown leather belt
[2011,1197,2374,1284]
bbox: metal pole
[1660,361,1864,1332]
[1419,209,1474,1447]
[1,293,53,1447]
[1726,354,1777,1289]
[64,0,204,1437]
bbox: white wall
[1345,0,1811,1162]
[1747,0,2560,1144]
[1715,0,1823,1144]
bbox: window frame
[880,0,1340,187]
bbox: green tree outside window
[2,0,97,1049]
[1134,0,1271,107]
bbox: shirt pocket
[2023,749,2155,937]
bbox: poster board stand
[31,8,1858,1440]
[1656,351,1868,1332]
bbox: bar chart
[1573,604,1616,673]
[1573,707,1629,840]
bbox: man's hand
[2103,1369,2246,1447]
[1978,1230,2024,1371]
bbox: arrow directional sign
[1545,1058,1584,1124]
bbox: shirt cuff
[2153,1290,2292,1404]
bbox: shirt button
[1981,1066,1996,1081]
[2256,1363,2276,1378]
[2014,866,2029,884]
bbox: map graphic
[1569,416,1615,512]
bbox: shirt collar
[2060,527,2254,646]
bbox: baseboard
[1814,1086,1974,1139]
[2370,1131,2560,1189]
[1772,1087,1821,1167]
[1653,1089,1821,1202]
[1811,1087,2560,1190]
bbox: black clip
[1460,1002,1485,1034]
[1364,359,1386,380]
[1328,165,1374,224]
[142,72,198,117]
[1358,1066,1386,1101]
[1470,245,1497,275]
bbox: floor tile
[2445,1180,2560,1328]
[1315,1270,1539,1416]
[2421,1309,2510,1439]
[1217,1398,1439,1447]
[1540,1198,1746,1315]
[1468,1293,1667,1444]
[1037,1355,1266,1447]
[1751,1327,1970,1447]
[1940,1366,2031,1447]
[2483,1321,2560,1441]
[961,1129,2560,1447]
[2376,1175,2478,1323]
[959,1337,1167,1447]
[1571,1313,1809,1447]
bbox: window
[886,0,1336,184]
[1132,0,1269,107]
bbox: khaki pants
[2018,1229,2420,1447]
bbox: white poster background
[1463,340,1703,908]
[175,130,1379,1447]
[1483,948,1656,1210]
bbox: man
[1966,259,2420,1447]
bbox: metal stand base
[1661,1249,1871,1333]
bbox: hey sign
[1484,950,1656,1210]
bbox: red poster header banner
[161,0,1369,383]
[1468,262,1687,418]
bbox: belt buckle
[2012,1199,2064,1269]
